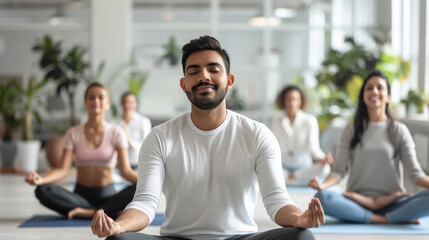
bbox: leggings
[315,189,429,223]
[106,227,315,240]
[35,183,136,219]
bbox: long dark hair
[350,70,393,149]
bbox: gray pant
[107,227,315,240]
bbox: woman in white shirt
[271,85,333,186]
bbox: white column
[89,0,132,85]
[331,0,349,51]
[308,8,325,69]
[418,0,428,91]
[210,0,219,38]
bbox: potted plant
[102,56,150,117]
[32,35,90,127]
[298,35,411,131]
[401,89,428,116]
[0,80,22,172]
[15,77,49,172]
[162,36,180,66]
[226,88,246,110]
[33,35,91,168]
[109,70,149,117]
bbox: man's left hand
[293,198,325,228]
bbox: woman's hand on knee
[25,171,44,186]
[318,153,334,165]
[91,209,122,238]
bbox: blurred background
[0,0,428,174]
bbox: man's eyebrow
[207,62,222,68]
[185,62,223,72]
[185,65,200,72]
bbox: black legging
[35,183,136,219]
[107,227,315,240]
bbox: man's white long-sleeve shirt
[125,110,294,240]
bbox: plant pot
[169,55,178,65]
[0,141,18,169]
[45,135,65,168]
[16,140,41,172]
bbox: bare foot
[67,207,96,219]
[370,214,388,223]
[370,215,421,224]
[408,219,421,224]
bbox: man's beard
[184,82,228,110]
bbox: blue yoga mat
[19,213,165,228]
[311,216,429,234]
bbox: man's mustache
[192,82,218,92]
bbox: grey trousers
[106,227,315,240]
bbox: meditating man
[91,35,324,240]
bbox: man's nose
[198,69,210,82]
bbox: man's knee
[105,232,155,240]
[284,227,315,240]
[106,234,124,240]
[262,227,315,240]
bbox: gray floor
[0,173,427,240]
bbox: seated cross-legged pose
[309,70,429,224]
[91,35,324,240]
[25,83,137,219]
[271,85,333,186]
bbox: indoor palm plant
[0,80,22,172]
[0,80,22,141]
[17,76,49,141]
[33,35,90,127]
[162,36,180,66]
[401,89,428,115]
[32,35,90,167]
[14,77,49,172]
[304,35,411,131]
[103,57,150,117]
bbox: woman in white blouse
[271,85,333,186]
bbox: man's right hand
[91,209,122,238]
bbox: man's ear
[180,78,186,92]
[227,73,235,90]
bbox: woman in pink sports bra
[25,82,138,219]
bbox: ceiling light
[49,2,76,25]
[249,17,281,27]
[274,8,298,18]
